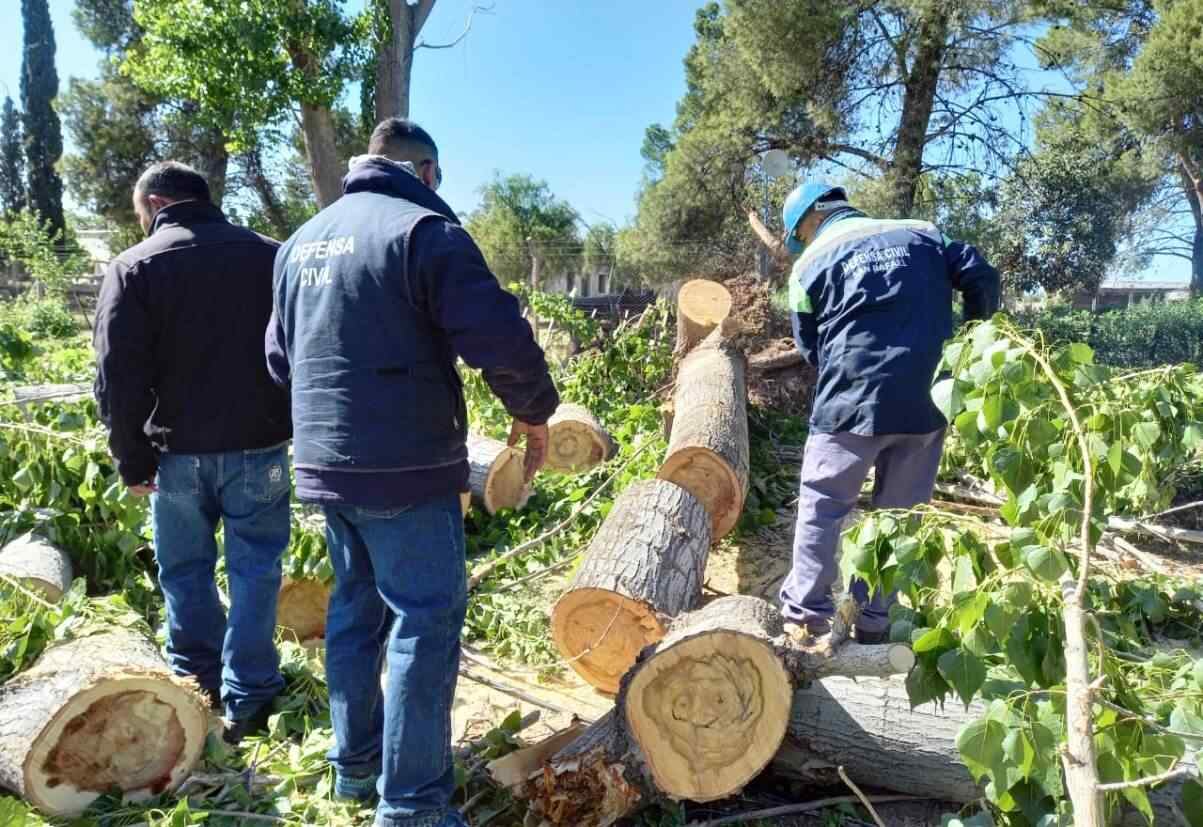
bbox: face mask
[785,235,804,256]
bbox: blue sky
[0,0,1190,282]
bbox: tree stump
[546,404,616,474]
[0,630,209,816]
[467,434,529,515]
[0,533,73,603]
[519,596,913,825]
[551,480,711,693]
[276,577,330,644]
[675,279,732,356]
[658,327,749,540]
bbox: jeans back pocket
[244,444,290,503]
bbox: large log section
[0,533,73,603]
[551,480,711,693]
[0,631,209,816]
[519,596,914,825]
[658,326,749,540]
[546,404,616,474]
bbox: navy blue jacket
[266,158,559,507]
[94,201,290,485]
[790,212,1000,436]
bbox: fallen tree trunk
[467,434,529,515]
[749,344,804,374]
[546,404,616,474]
[276,577,330,644]
[0,630,209,816]
[0,533,73,602]
[675,279,732,357]
[776,676,1190,826]
[517,596,914,825]
[551,480,711,693]
[658,327,749,540]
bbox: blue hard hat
[782,181,845,252]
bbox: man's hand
[507,420,549,484]
[128,483,157,497]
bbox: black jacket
[94,201,291,485]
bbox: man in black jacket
[94,162,291,744]
[267,120,559,827]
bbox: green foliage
[0,210,90,296]
[126,0,369,150]
[843,317,1203,823]
[19,0,65,237]
[0,98,25,216]
[1016,300,1203,369]
[466,174,581,288]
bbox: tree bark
[887,9,950,217]
[467,434,528,514]
[551,480,711,694]
[373,0,436,122]
[546,403,616,473]
[195,128,229,208]
[0,630,209,816]
[1179,157,1203,297]
[243,144,291,239]
[658,325,749,540]
[298,103,343,208]
[0,533,72,603]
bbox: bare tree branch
[416,3,493,50]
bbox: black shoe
[854,626,889,645]
[222,700,275,745]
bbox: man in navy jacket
[266,119,558,827]
[777,181,1000,644]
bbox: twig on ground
[685,794,922,826]
[838,766,887,827]
[1145,500,1203,521]
[491,552,580,593]
[461,787,492,817]
[458,665,594,723]
[467,438,655,591]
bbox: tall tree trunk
[887,9,950,217]
[195,129,229,207]
[244,145,291,239]
[374,0,436,123]
[1180,157,1203,297]
[299,104,343,208]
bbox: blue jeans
[323,493,468,827]
[151,445,290,720]
[780,430,945,633]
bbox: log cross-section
[552,479,711,693]
[467,434,529,515]
[675,279,733,356]
[546,404,617,474]
[658,326,749,540]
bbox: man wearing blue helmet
[778,180,1000,643]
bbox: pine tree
[20,0,64,236]
[0,98,25,215]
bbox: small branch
[838,766,887,827]
[1097,765,1197,792]
[746,210,790,264]
[415,3,493,50]
[458,664,594,723]
[491,552,580,594]
[685,795,923,827]
[467,438,655,591]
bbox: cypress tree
[20,0,65,235]
[0,98,25,215]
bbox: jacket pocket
[244,444,290,503]
[155,454,200,498]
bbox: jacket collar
[149,200,228,235]
[342,157,460,224]
[812,207,866,242]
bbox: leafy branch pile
[843,318,1203,824]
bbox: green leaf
[938,648,986,707]
[957,717,1008,783]
[979,396,1005,431]
[1068,342,1094,364]
[913,626,956,654]
[932,378,964,422]
[1024,546,1069,583]
[963,625,997,657]
[906,660,950,708]
[952,556,978,595]
[1182,779,1203,827]
[1132,421,1161,449]
[1108,441,1123,475]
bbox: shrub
[1016,299,1203,368]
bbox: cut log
[551,480,711,694]
[276,577,330,644]
[775,676,1189,827]
[0,533,73,602]
[460,491,470,517]
[749,343,804,374]
[467,434,529,515]
[546,404,616,474]
[675,279,732,356]
[522,596,913,825]
[658,327,749,540]
[0,630,208,816]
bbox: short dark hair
[135,161,211,204]
[368,118,438,163]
